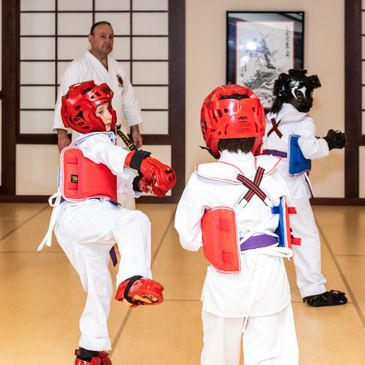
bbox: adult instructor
[52,21,143,209]
[53,21,143,151]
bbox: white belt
[241,246,292,332]
[37,191,62,251]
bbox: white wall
[16,145,59,195]
[186,0,345,198]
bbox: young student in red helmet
[39,80,176,364]
[263,69,347,307]
[175,84,299,365]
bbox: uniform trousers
[201,304,298,365]
[290,197,327,298]
[118,192,136,210]
[54,199,152,351]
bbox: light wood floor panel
[0,252,37,286]
[314,206,365,255]
[0,205,51,252]
[1,203,365,364]
[294,302,365,364]
[111,301,203,365]
[0,220,25,240]
[0,203,46,221]
[137,203,177,256]
[336,255,365,323]
[152,227,207,300]
[0,253,84,363]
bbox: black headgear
[273,69,321,112]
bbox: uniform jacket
[263,103,329,199]
[174,151,292,318]
[53,51,142,136]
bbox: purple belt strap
[263,149,287,158]
[109,246,118,266]
[240,234,278,251]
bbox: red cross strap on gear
[236,167,267,205]
[267,118,283,138]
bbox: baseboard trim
[0,195,364,205]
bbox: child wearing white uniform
[40,80,176,365]
[263,69,347,307]
[53,21,143,210]
[175,85,298,365]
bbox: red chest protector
[60,146,117,202]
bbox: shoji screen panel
[15,0,184,201]
[19,1,170,137]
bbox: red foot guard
[74,350,111,365]
[115,275,164,306]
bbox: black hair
[219,94,249,100]
[218,137,255,153]
[89,21,112,35]
[270,97,284,114]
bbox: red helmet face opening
[61,80,117,134]
[200,84,266,158]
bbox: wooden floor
[1,202,365,364]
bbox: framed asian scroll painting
[226,11,304,108]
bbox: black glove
[323,129,346,150]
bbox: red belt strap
[267,118,283,138]
[236,167,267,204]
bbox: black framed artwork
[226,11,304,108]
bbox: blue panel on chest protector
[288,134,311,176]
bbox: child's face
[95,102,113,131]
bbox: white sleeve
[174,174,207,252]
[266,169,292,203]
[298,117,329,160]
[78,134,131,176]
[52,62,84,133]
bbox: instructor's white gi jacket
[53,51,142,134]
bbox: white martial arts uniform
[46,133,152,351]
[53,50,143,209]
[53,51,142,133]
[263,103,330,298]
[174,150,298,365]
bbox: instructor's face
[89,23,114,57]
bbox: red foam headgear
[200,84,266,158]
[61,80,117,134]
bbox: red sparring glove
[115,275,164,306]
[125,150,176,197]
[74,349,112,365]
